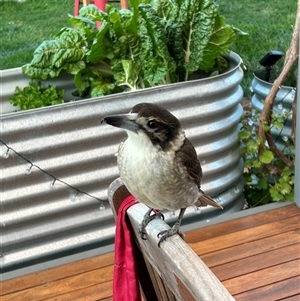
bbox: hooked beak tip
[101,113,139,133]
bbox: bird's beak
[101,113,139,133]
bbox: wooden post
[120,0,129,9]
[295,29,300,208]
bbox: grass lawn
[0,0,297,95]
[218,0,297,94]
[0,0,73,69]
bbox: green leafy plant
[9,81,65,111]
[239,109,295,206]
[16,0,247,106]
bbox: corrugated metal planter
[0,51,245,278]
[251,74,296,149]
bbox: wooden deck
[2,202,300,301]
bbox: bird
[102,103,223,247]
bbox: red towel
[113,195,142,301]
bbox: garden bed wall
[0,52,245,278]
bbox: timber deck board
[1,203,299,301]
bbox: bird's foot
[139,209,164,240]
[157,224,184,248]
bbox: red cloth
[113,195,142,301]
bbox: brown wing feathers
[176,138,223,209]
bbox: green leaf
[90,77,121,97]
[253,159,262,168]
[200,14,236,72]
[22,64,62,79]
[259,149,274,164]
[68,6,102,41]
[138,4,176,85]
[279,182,292,195]
[285,191,294,201]
[258,177,268,190]
[281,168,291,179]
[91,5,142,90]
[64,61,86,75]
[246,139,258,155]
[177,0,219,79]
[78,4,104,21]
[164,0,245,79]
[68,15,97,29]
[9,81,65,111]
[239,130,252,140]
[113,59,140,90]
[22,28,87,79]
[273,120,284,130]
[87,20,111,63]
[244,160,252,169]
[74,73,88,97]
[73,65,115,97]
[262,122,270,131]
[151,0,181,25]
[230,26,249,41]
[269,187,284,201]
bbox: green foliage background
[0,0,297,96]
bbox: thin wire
[0,138,106,203]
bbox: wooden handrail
[108,178,235,301]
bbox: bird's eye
[147,120,158,129]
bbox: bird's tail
[194,189,223,209]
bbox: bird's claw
[157,228,184,247]
[140,231,147,240]
[138,210,164,240]
[154,212,165,221]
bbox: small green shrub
[9,80,65,111]
[239,109,295,207]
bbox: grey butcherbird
[102,103,223,247]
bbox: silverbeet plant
[11,0,247,109]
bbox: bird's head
[102,103,185,151]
